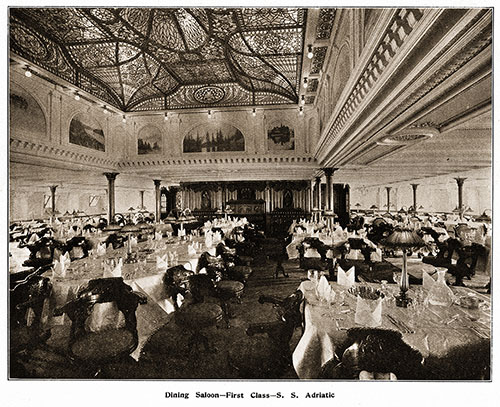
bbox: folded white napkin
[422,270,436,290]
[316,276,336,303]
[156,254,169,271]
[96,242,106,256]
[337,266,355,288]
[346,249,361,260]
[213,231,222,242]
[130,235,138,247]
[355,295,383,327]
[205,232,213,248]
[370,248,383,262]
[52,253,71,278]
[28,233,39,243]
[103,258,123,278]
[187,244,197,257]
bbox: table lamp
[382,227,426,307]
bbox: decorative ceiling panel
[10,7,308,111]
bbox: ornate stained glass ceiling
[10,7,308,112]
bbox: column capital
[410,183,419,189]
[454,177,467,187]
[322,168,337,177]
[104,172,119,181]
[49,185,58,192]
[385,186,392,192]
[153,179,162,187]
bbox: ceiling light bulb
[303,77,308,89]
[301,95,305,105]
[164,112,168,121]
[24,68,32,77]
[252,108,256,117]
[307,44,314,59]
[122,115,127,123]
[74,93,80,101]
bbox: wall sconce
[301,95,305,105]
[307,44,314,59]
[122,115,127,123]
[164,112,168,121]
[252,108,256,117]
[208,110,212,118]
[303,77,308,89]
[74,92,80,101]
[103,105,109,114]
[299,106,304,115]
[24,67,32,77]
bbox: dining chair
[10,265,53,376]
[447,243,485,286]
[53,277,147,377]
[320,328,424,380]
[228,290,304,378]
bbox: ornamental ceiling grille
[10,8,308,112]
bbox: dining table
[292,279,490,379]
[32,235,214,359]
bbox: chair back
[54,277,146,362]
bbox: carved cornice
[317,9,424,157]
[118,155,317,169]
[317,8,492,166]
[10,137,118,168]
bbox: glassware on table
[427,269,455,306]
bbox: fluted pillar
[385,186,392,213]
[154,180,161,222]
[104,172,119,223]
[411,184,418,212]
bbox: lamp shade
[382,227,426,249]
[121,223,141,233]
[104,223,122,232]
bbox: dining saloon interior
[8,7,492,381]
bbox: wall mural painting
[138,126,162,155]
[268,123,295,151]
[10,88,47,137]
[69,113,105,152]
[184,123,245,153]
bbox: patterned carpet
[11,238,490,379]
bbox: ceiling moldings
[317,9,491,167]
[316,9,336,40]
[10,8,309,112]
[309,46,328,74]
[315,9,425,160]
[376,126,439,146]
[349,143,405,166]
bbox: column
[104,172,119,223]
[411,184,418,212]
[49,185,57,223]
[154,179,161,222]
[385,186,392,213]
[139,190,145,209]
[313,177,321,211]
[323,168,336,214]
[455,177,467,219]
